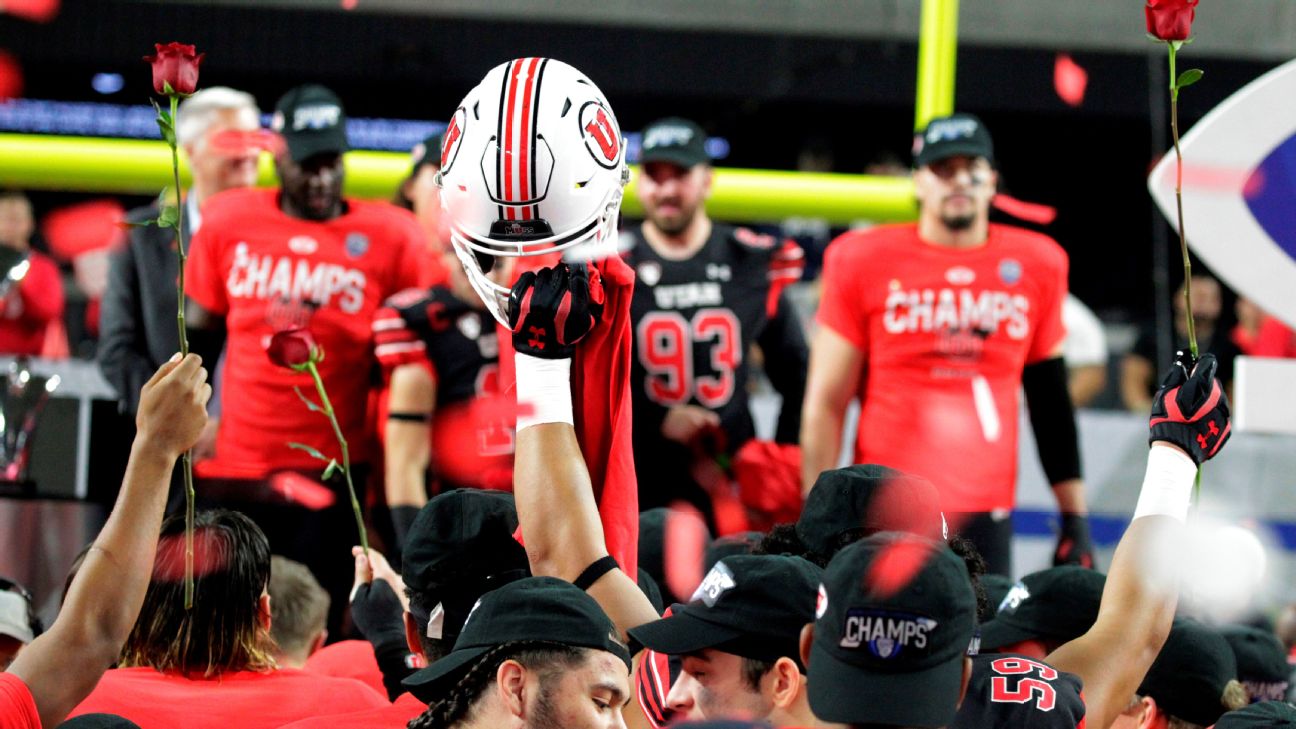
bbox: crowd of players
[0,56,1292,728]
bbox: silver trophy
[0,358,59,484]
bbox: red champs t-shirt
[277,691,426,729]
[816,223,1068,512]
[186,189,422,478]
[0,672,39,729]
[68,666,389,729]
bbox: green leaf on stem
[287,441,331,462]
[1177,68,1204,89]
[151,101,176,147]
[157,203,179,230]
[292,386,324,413]
[322,459,339,481]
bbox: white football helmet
[437,57,629,324]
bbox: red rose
[143,42,204,96]
[268,328,320,370]
[1146,0,1198,41]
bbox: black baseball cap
[627,554,823,664]
[410,131,443,172]
[1220,624,1290,703]
[798,464,946,559]
[1139,618,1239,727]
[914,113,995,168]
[640,117,709,168]
[271,84,349,163]
[57,715,143,729]
[401,490,530,642]
[807,533,977,728]
[1216,701,1296,728]
[979,566,1106,651]
[401,576,631,702]
[704,531,763,572]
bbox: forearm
[514,423,609,580]
[800,395,845,494]
[383,425,430,508]
[1051,478,1087,514]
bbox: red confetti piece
[1054,53,1088,108]
[40,199,127,261]
[207,129,278,157]
[864,537,934,599]
[154,528,229,582]
[0,51,22,101]
[0,0,58,22]
[992,193,1057,226]
[340,0,358,8]
[663,502,708,601]
[267,472,337,510]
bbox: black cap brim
[977,616,1042,652]
[627,607,745,656]
[807,639,964,728]
[916,141,992,168]
[640,148,707,169]
[282,130,348,164]
[401,643,490,702]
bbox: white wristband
[1132,445,1198,523]
[515,353,573,431]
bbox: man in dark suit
[98,87,261,422]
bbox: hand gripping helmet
[438,57,629,324]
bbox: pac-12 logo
[441,107,467,173]
[580,101,621,169]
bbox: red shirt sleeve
[13,253,64,324]
[1026,241,1069,364]
[0,672,41,729]
[1254,315,1296,358]
[185,222,229,316]
[815,232,871,354]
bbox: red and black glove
[1149,351,1231,465]
[507,263,604,359]
[1053,513,1095,569]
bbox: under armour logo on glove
[508,263,605,359]
[1149,351,1232,465]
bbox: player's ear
[404,611,422,656]
[768,656,801,708]
[955,656,973,708]
[701,164,715,199]
[798,623,814,667]
[496,659,528,718]
[1137,696,1161,729]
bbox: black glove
[351,578,417,700]
[507,263,604,359]
[1052,513,1095,569]
[1149,351,1231,465]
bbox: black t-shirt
[623,223,808,454]
[950,653,1087,729]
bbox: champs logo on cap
[925,117,980,144]
[841,608,938,659]
[690,561,737,608]
[997,582,1031,614]
[643,124,694,150]
[293,104,342,131]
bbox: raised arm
[508,264,659,638]
[1047,352,1231,729]
[799,324,864,494]
[8,354,210,728]
[383,364,436,545]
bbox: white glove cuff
[1132,444,1198,523]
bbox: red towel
[501,254,639,578]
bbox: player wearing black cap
[1220,624,1291,703]
[625,116,808,517]
[280,490,533,728]
[1215,701,1296,728]
[978,565,1106,658]
[802,352,1235,729]
[627,554,826,725]
[1112,619,1248,729]
[404,577,633,729]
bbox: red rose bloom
[1146,0,1198,41]
[143,42,204,96]
[268,328,320,370]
